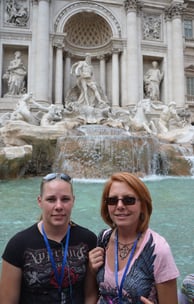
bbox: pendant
[118,243,133,260]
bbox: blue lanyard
[114,230,141,303]
[41,223,70,293]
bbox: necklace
[118,241,135,260]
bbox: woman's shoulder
[70,222,97,241]
[2,223,40,266]
[143,229,179,281]
[147,228,169,244]
[8,223,38,241]
[69,222,97,250]
[144,228,172,254]
[71,221,96,233]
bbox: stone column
[53,34,65,105]
[170,3,185,107]
[112,49,119,107]
[120,44,128,107]
[124,0,141,106]
[64,53,71,99]
[165,12,173,103]
[121,42,129,107]
[35,0,50,102]
[98,55,106,94]
[30,1,38,94]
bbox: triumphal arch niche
[54,1,123,108]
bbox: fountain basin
[0,123,192,179]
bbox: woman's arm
[156,279,178,304]
[0,260,22,304]
[140,296,155,304]
[84,265,98,304]
[89,247,104,273]
[84,247,105,304]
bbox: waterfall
[186,156,194,175]
[53,125,170,178]
[178,145,194,176]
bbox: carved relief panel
[142,14,162,41]
[3,0,30,28]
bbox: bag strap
[97,228,112,249]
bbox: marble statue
[0,89,188,138]
[103,99,159,134]
[177,107,191,125]
[3,51,27,96]
[3,92,63,127]
[150,101,185,134]
[144,61,164,103]
[64,54,110,124]
[70,54,107,108]
[125,99,157,134]
[10,92,38,125]
[38,105,64,127]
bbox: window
[184,20,193,39]
[187,77,194,97]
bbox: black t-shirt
[2,223,97,304]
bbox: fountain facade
[1,1,194,108]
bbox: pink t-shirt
[97,228,179,303]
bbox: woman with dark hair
[89,172,179,304]
[0,173,97,304]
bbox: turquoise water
[0,176,194,288]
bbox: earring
[140,212,145,221]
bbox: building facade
[1,0,194,111]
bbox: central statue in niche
[70,54,107,107]
[65,54,110,124]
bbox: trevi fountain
[1,0,194,179]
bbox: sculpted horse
[127,99,157,134]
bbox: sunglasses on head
[105,196,137,206]
[43,173,72,183]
